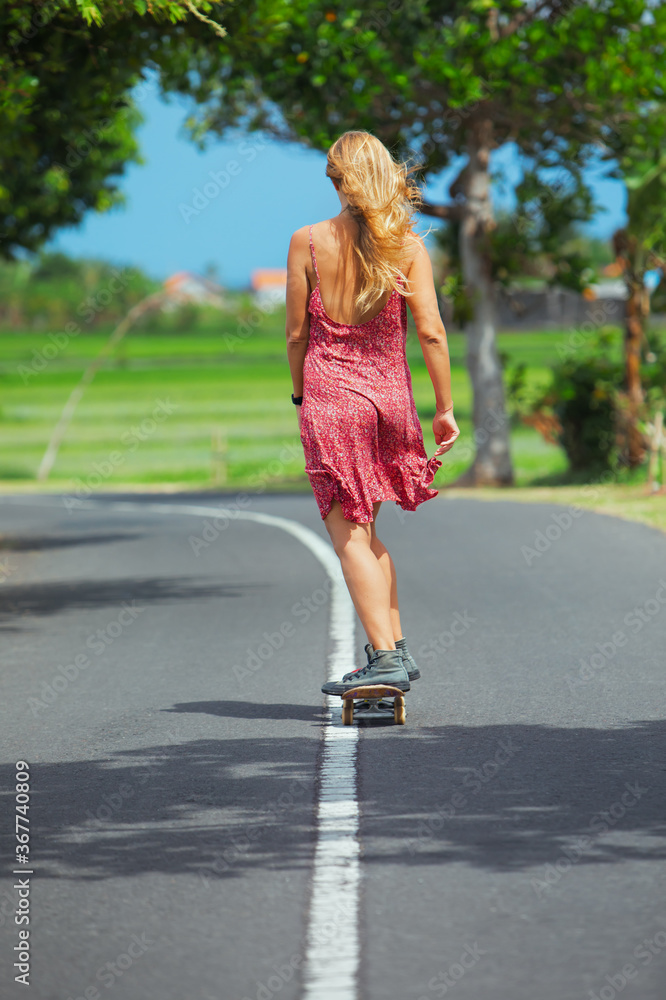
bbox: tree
[0,0,226,257]
[606,134,666,466]
[435,167,599,323]
[155,0,666,485]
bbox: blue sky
[50,81,627,289]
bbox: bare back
[286,212,445,350]
[307,215,417,326]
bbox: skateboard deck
[340,684,406,726]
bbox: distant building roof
[587,280,627,299]
[163,271,225,307]
[602,261,624,278]
[251,268,287,291]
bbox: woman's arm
[405,237,460,455]
[285,227,312,410]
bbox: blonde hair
[325,130,422,311]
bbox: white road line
[1,496,362,999]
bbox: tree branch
[420,201,461,221]
[499,0,554,38]
[183,1,227,39]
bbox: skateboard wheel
[342,702,354,726]
[394,696,406,725]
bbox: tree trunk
[623,277,647,467]
[456,119,514,486]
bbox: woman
[285,130,459,695]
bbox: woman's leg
[369,505,403,643]
[323,500,396,651]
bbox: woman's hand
[296,403,303,433]
[433,407,459,456]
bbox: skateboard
[340,685,406,726]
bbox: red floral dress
[300,225,442,523]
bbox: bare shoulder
[292,218,335,240]
[404,231,427,260]
[309,218,341,245]
[403,232,431,276]
[295,218,343,259]
[288,225,311,254]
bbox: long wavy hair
[325,130,422,311]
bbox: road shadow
[357,718,666,874]
[4,720,663,887]
[164,700,326,722]
[4,736,317,887]
[0,577,267,628]
[0,531,144,552]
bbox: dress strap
[309,225,320,285]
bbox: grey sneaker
[345,641,421,682]
[321,649,410,696]
[394,638,421,681]
[339,644,375,686]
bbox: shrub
[529,329,623,473]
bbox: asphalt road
[1,491,665,1000]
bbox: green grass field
[1,311,662,534]
[0,311,560,486]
